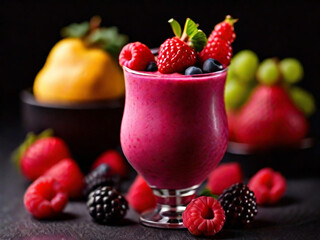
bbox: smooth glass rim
[123,66,228,79]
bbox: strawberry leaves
[168,18,207,52]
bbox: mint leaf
[198,188,219,199]
[190,30,207,52]
[168,18,182,38]
[61,22,90,38]
[183,18,198,38]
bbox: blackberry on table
[87,186,128,224]
[83,164,118,196]
[218,183,257,227]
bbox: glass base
[140,185,199,229]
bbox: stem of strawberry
[225,15,238,26]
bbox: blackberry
[83,164,119,196]
[87,186,128,224]
[218,183,257,227]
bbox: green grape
[256,59,280,85]
[231,50,259,83]
[280,58,304,84]
[290,87,315,116]
[224,80,250,110]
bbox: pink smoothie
[121,68,228,189]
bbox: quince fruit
[33,17,128,103]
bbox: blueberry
[146,61,158,72]
[185,66,203,75]
[203,58,224,73]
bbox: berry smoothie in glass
[119,16,236,228]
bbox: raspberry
[91,150,128,178]
[207,162,243,195]
[87,186,128,224]
[157,37,197,74]
[126,175,156,213]
[43,158,84,199]
[119,42,154,71]
[21,137,71,181]
[199,37,232,66]
[218,183,257,227]
[83,164,118,196]
[248,168,286,205]
[24,176,68,219]
[182,196,225,236]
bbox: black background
[0,0,319,122]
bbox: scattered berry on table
[207,162,243,195]
[24,176,68,219]
[87,186,128,224]
[182,196,225,236]
[126,175,156,213]
[92,150,128,178]
[119,42,155,71]
[185,66,203,75]
[248,168,287,205]
[218,183,257,227]
[21,137,71,181]
[43,158,84,199]
[83,164,117,197]
[202,58,224,73]
[146,61,158,72]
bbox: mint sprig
[168,18,207,52]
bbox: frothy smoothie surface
[121,69,229,189]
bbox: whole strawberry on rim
[157,18,207,73]
[199,15,237,66]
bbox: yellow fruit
[34,38,125,103]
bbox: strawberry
[207,162,243,195]
[199,15,237,66]
[126,175,157,213]
[157,18,207,73]
[226,109,238,141]
[158,37,197,73]
[91,150,128,178]
[212,15,237,44]
[43,158,84,199]
[234,85,308,148]
[20,136,71,181]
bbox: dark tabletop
[1,120,320,240]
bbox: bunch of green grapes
[225,51,315,117]
[225,50,258,110]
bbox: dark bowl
[221,139,319,178]
[21,89,124,172]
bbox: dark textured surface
[1,121,320,240]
